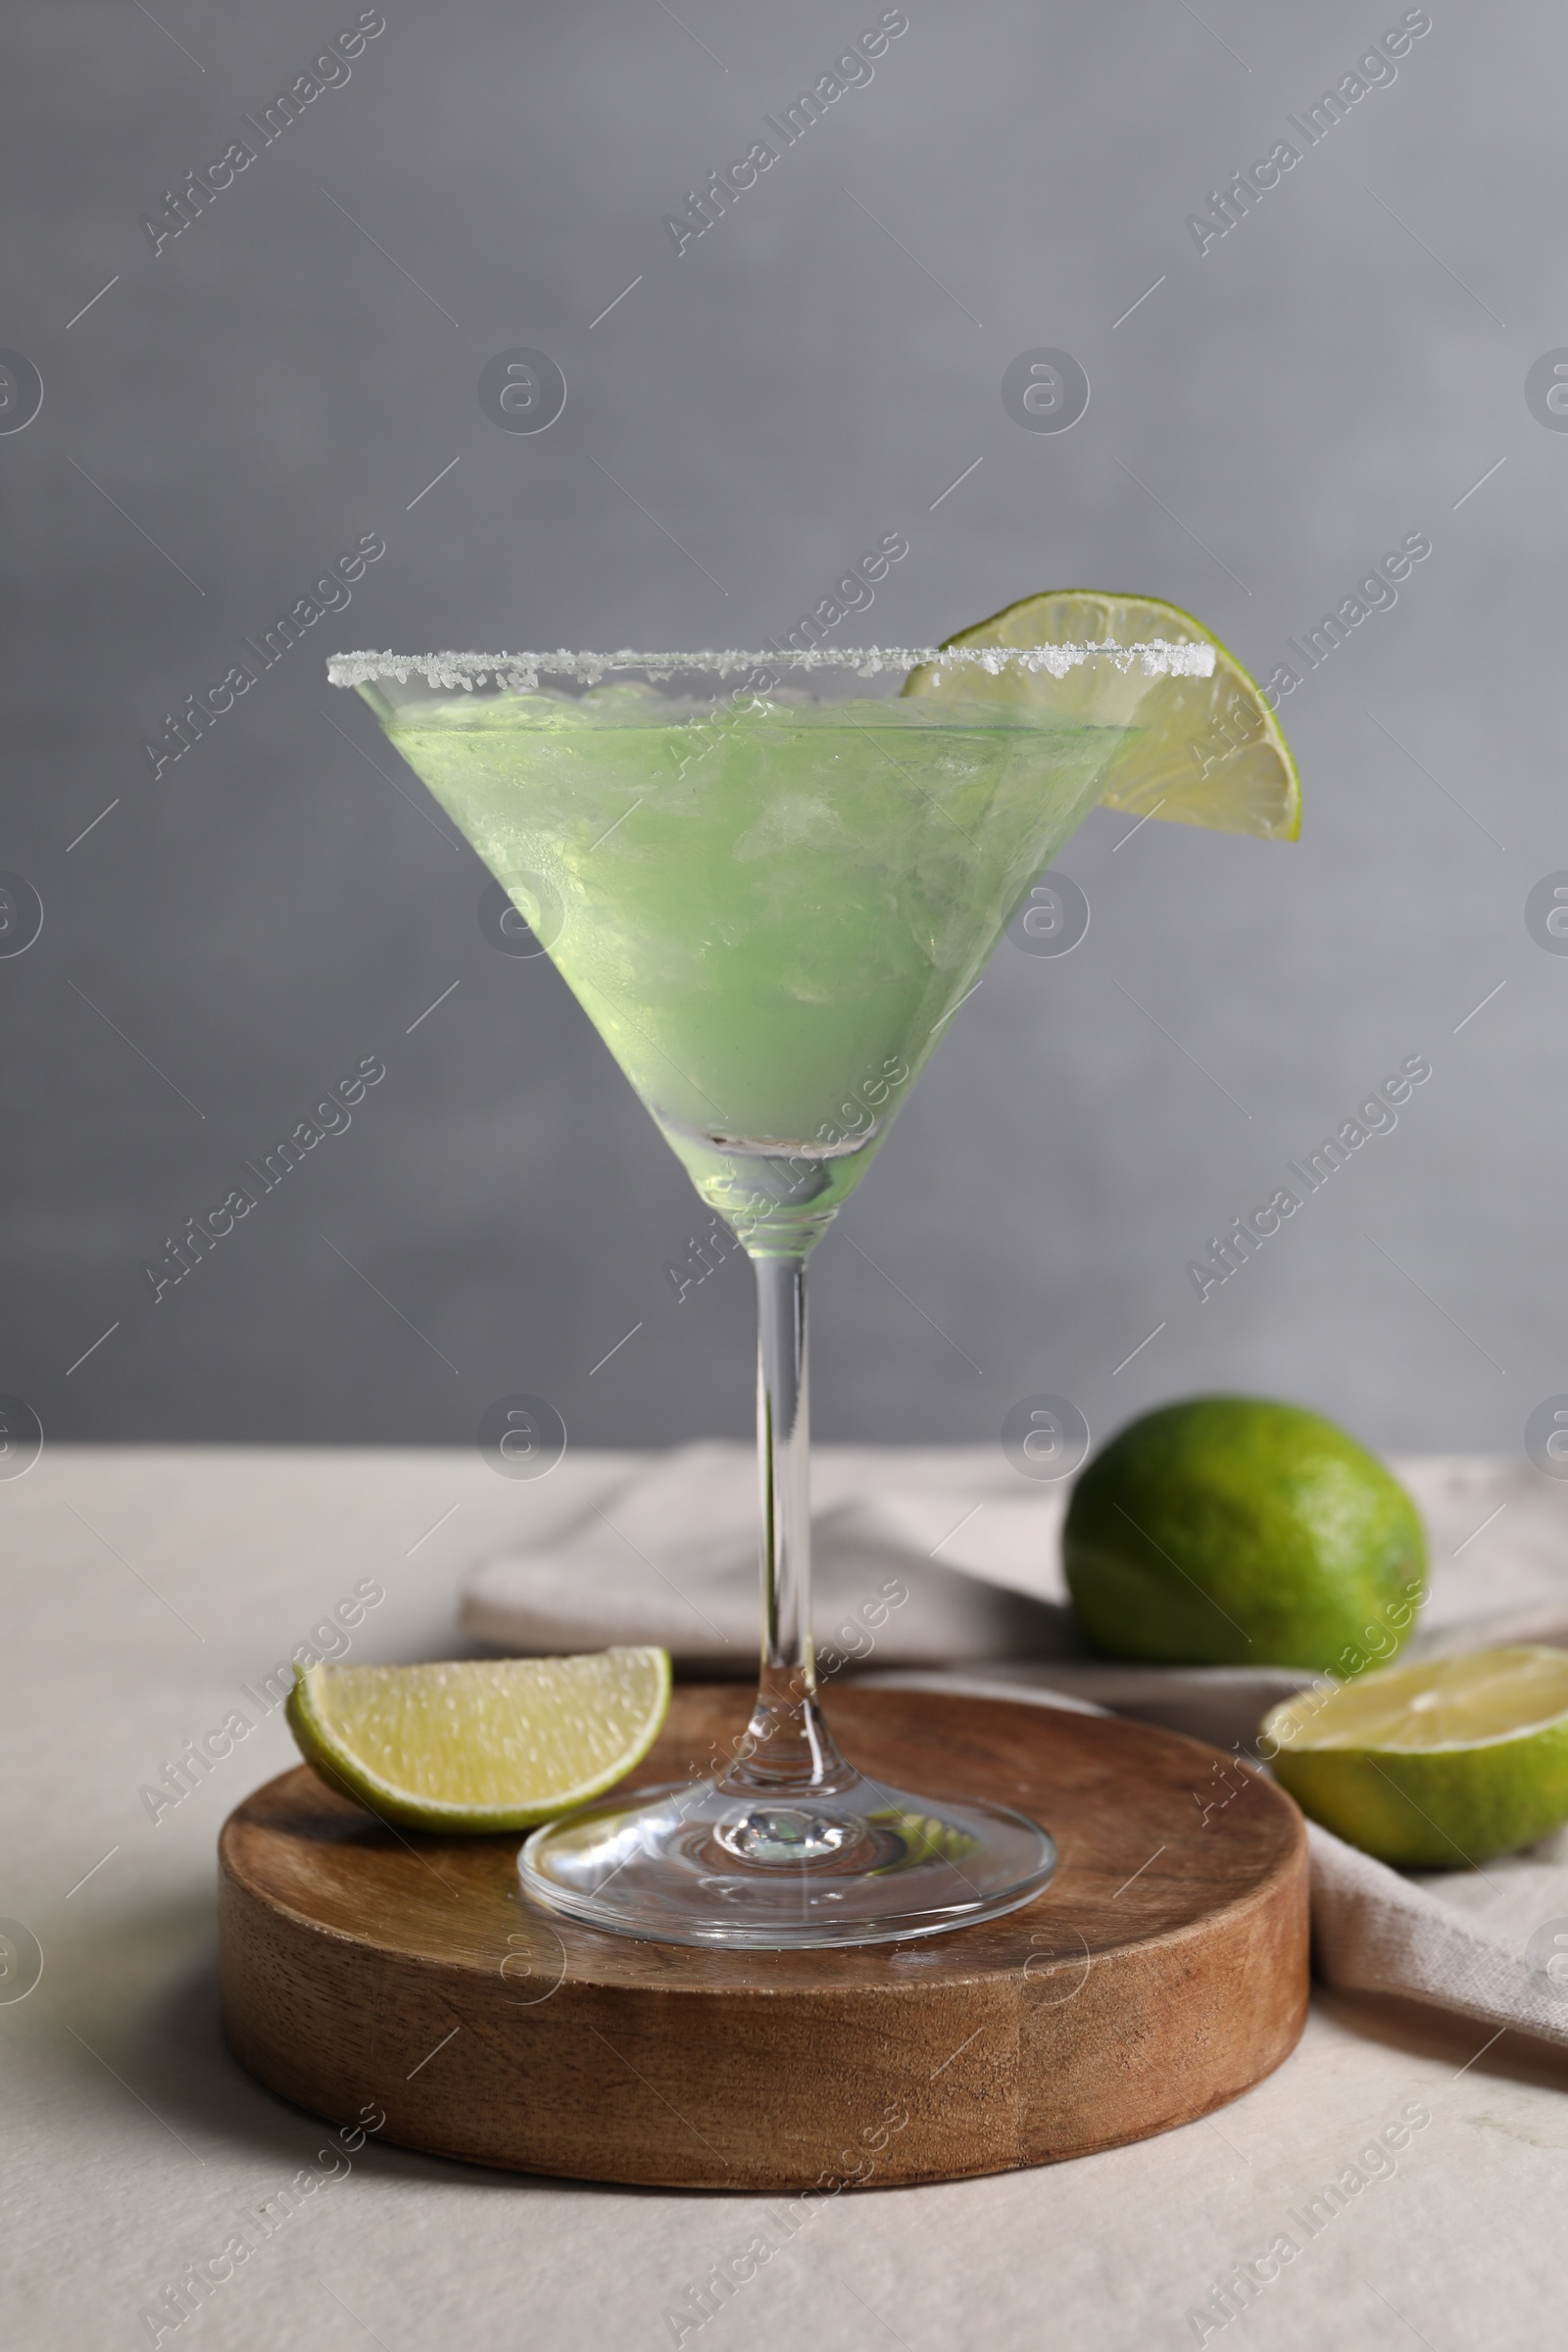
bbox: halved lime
[1263,1645,1568,1866]
[905,591,1300,840]
[286,1648,671,1833]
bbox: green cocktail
[367,672,1133,1250]
[329,623,1283,1951]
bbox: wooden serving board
[220,1686,1308,2189]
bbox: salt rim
[326,643,1217,693]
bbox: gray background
[2,0,1559,1458]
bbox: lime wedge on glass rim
[286,1648,671,1833]
[1262,1646,1568,1867]
[904,590,1301,840]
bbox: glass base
[518,1768,1056,1950]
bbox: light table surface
[4,1449,1565,2351]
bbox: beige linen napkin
[464,1446,1568,2049]
[463,1442,1086,1670]
[1306,1819,1568,2048]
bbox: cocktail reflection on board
[329,616,1244,1949]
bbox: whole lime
[1062,1396,1426,1670]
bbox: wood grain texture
[220,1686,1308,2189]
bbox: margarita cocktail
[365,658,1147,1248]
[330,615,1295,1948]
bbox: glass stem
[724,1252,852,1797]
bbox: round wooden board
[220,1685,1308,2190]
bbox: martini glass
[329,640,1213,1948]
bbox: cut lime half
[1263,1645,1568,1866]
[286,1648,671,1834]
